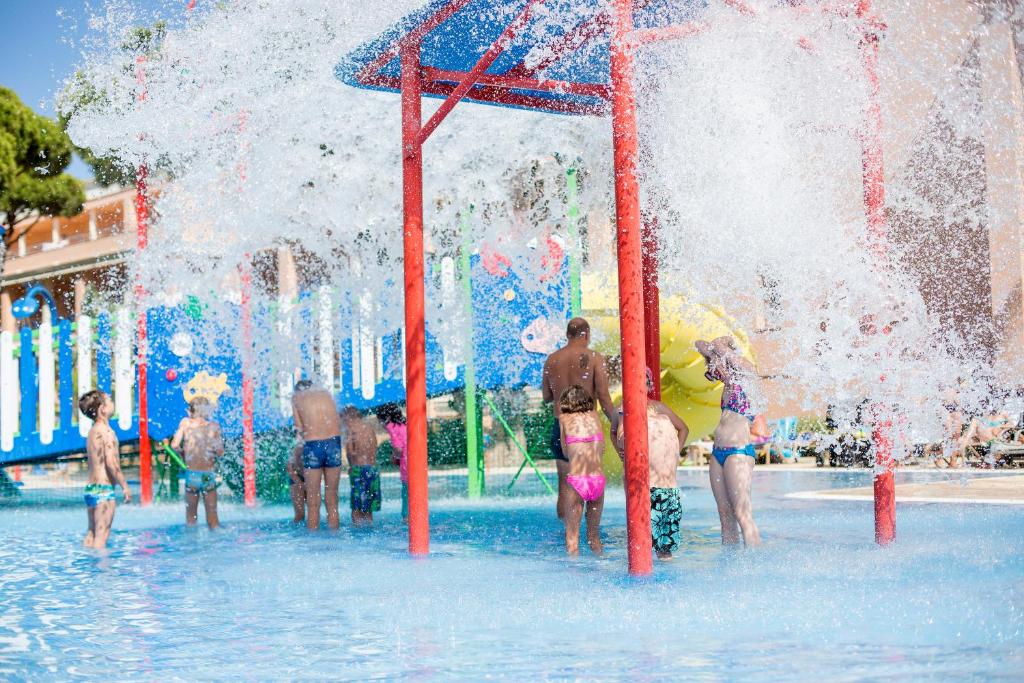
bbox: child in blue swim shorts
[80,390,131,549]
[342,406,381,525]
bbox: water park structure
[335,0,899,575]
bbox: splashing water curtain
[339,0,907,573]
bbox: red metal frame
[380,0,895,570]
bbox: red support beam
[504,10,613,80]
[401,40,430,556]
[417,0,549,145]
[239,257,256,507]
[626,21,709,49]
[422,67,611,100]
[135,164,152,506]
[357,0,473,83]
[134,54,152,507]
[610,0,653,576]
[856,0,895,546]
[723,0,757,17]
[361,73,607,116]
[641,213,660,400]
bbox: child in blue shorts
[79,390,131,548]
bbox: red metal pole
[134,55,152,506]
[239,257,256,507]
[857,0,894,545]
[135,163,152,506]
[611,0,653,576]
[641,213,660,400]
[401,41,430,555]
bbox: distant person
[287,443,306,523]
[696,336,764,547]
[557,385,606,556]
[542,317,617,520]
[375,402,408,521]
[617,370,689,560]
[170,397,224,529]
[79,390,131,549]
[292,379,343,530]
[343,406,381,525]
[937,390,964,468]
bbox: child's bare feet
[587,530,603,556]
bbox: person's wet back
[542,317,617,520]
[170,396,224,529]
[342,406,381,525]
[79,390,131,549]
[292,379,343,530]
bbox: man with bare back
[542,318,617,519]
[292,379,342,529]
[79,390,131,548]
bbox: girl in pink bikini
[557,385,606,556]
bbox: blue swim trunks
[349,465,382,513]
[185,469,218,493]
[303,437,343,469]
[84,483,116,507]
[711,444,756,467]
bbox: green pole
[566,167,582,318]
[460,210,485,498]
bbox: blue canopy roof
[337,0,708,116]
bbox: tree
[58,23,169,189]
[0,87,85,264]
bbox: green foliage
[0,87,85,245]
[220,427,295,503]
[796,415,827,434]
[523,411,556,459]
[428,418,467,467]
[57,22,169,189]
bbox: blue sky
[0,1,170,181]
[1,1,96,179]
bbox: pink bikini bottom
[566,474,606,502]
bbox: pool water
[0,470,1021,680]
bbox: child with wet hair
[170,396,224,529]
[557,384,606,556]
[80,390,131,548]
[616,369,690,560]
[343,406,381,525]
[374,402,408,521]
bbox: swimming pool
[0,469,1021,680]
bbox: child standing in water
[558,385,606,556]
[616,370,690,560]
[696,336,764,547]
[646,403,688,560]
[343,406,381,525]
[375,403,408,520]
[80,390,131,548]
[170,397,224,529]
